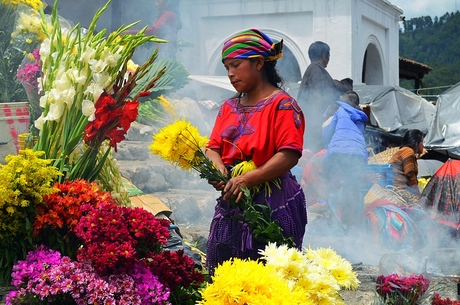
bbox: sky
[389,0,459,20]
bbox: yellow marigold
[0,149,61,239]
[199,258,302,305]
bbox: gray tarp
[354,85,436,133]
[424,82,460,157]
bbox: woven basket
[364,183,408,207]
[368,147,399,164]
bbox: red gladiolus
[84,92,140,152]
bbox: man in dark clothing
[297,41,353,154]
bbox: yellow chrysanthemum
[150,119,209,171]
[256,243,359,303]
[199,258,302,305]
[231,160,281,195]
[305,247,360,290]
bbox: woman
[389,129,425,202]
[205,29,307,273]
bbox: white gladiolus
[60,87,76,107]
[45,101,66,121]
[82,99,96,122]
[55,74,72,92]
[105,53,121,68]
[34,113,45,131]
[88,59,108,73]
[39,94,48,108]
[80,46,96,64]
[93,72,111,88]
[39,38,50,58]
[73,69,88,85]
[85,82,104,102]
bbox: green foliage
[134,58,190,125]
[399,11,460,95]
[132,58,189,100]
[0,3,28,102]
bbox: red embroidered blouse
[207,91,305,167]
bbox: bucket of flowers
[374,273,430,305]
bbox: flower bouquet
[149,118,296,248]
[33,0,167,183]
[198,243,360,304]
[375,273,430,305]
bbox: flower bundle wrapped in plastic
[1,0,43,11]
[375,273,430,305]
[34,0,166,182]
[0,0,44,103]
[198,243,360,305]
[150,118,297,249]
[10,2,47,54]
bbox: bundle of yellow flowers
[198,243,360,305]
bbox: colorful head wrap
[221,28,283,62]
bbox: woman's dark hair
[262,61,283,89]
[402,129,424,151]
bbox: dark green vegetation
[399,11,460,97]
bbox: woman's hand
[207,154,228,192]
[223,175,249,203]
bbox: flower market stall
[6,0,448,304]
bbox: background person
[321,91,368,229]
[126,0,181,60]
[205,28,307,274]
[389,129,425,203]
[297,41,353,154]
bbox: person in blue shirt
[321,90,368,229]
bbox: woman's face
[223,58,262,93]
[417,139,425,154]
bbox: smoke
[52,1,460,272]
